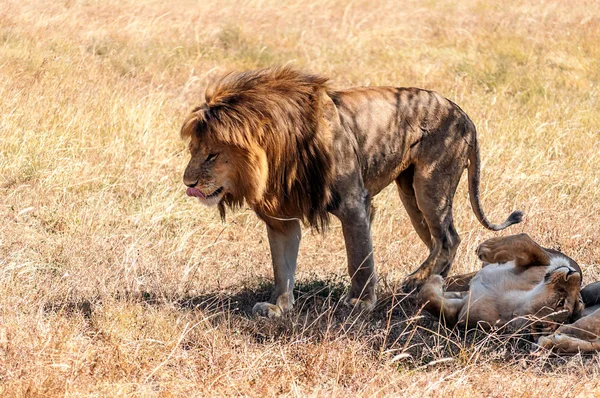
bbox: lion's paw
[252,302,283,318]
[345,295,376,312]
[402,273,428,294]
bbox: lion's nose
[183,178,198,188]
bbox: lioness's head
[180,106,269,208]
[526,259,583,332]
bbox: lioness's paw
[476,239,512,264]
[252,302,283,318]
[534,335,553,350]
[426,274,445,287]
[417,275,445,306]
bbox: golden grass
[1,0,600,395]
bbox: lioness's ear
[550,269,581,289]
[565,271,581,286]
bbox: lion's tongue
[186,187,206,199]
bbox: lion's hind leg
[418,275,463,327]
[402,158,463,292]
[476,233,550,267]
[396,166,432,250]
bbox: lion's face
[527,263,582,332]
[183,134,236,207]
[182,122,269,208]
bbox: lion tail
[467,138,523,231]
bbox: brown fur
[181,67,335,230]
[181,66,523,316]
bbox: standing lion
[181,67,522,317]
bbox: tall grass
[1,0,600,395]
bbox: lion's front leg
[335,200,377,312]
[252,219,301,318]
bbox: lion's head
[181,67,335,229]
[525,260,583,333]
[182,110,268,208]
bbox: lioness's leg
[334,197,377,311]
[476,233,550,267]
[581,281,600,307]
[537,333,600,354]
[418,275,463,327]
[536,307,600,354]
[444,271,478,292]
[252,219,301,318]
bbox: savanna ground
[1,0,600,396]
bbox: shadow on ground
[44,276,594,367]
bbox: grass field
[2,0,600,396]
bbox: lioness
[419,234,583,332]
[181,67,522,317]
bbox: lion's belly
[354,112,421,196]
[459,263,549,327]
[352,120,420,196]
[362,154,412,196]
[471,262,546,293]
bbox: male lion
[419,234,583,334]
[181,67,522,317]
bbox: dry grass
[1,0,600,396]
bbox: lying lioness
[537,281,600,353]
[418,234,584,334]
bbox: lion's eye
[557,298,566,307]
[206,153,219,162]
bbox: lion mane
[180,67,336,230]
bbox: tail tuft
[485,210,524,231]
[506,210,524,226]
